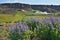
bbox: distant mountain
[0,3,31,10]
[0,3,60,14]
[31,5,60,13]
[0,3,31,14]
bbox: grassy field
[0,12,53,23]
[0,12,60,40]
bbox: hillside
[0,3,60,14]
[31,5,60,13]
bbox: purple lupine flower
[49,17,59,23]
[15,23,19,30]
[11,27,16,33]
[49,22,55,30]
[8,23,16,33]
[43,18,51,24]
[26,18,40,23]
[8,23,19,33]
[54,17,58,22]
[26,18,40,26]
[57,18,60,23]
[43,18,49,24]
[25,18,40,31]
[50,17,54,22]
[43,17,55,30]
[18,22,29,32]
[31,18,40,22]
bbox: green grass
[0,12,58,23]
[0,12,60,40]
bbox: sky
[0,0,60,5]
